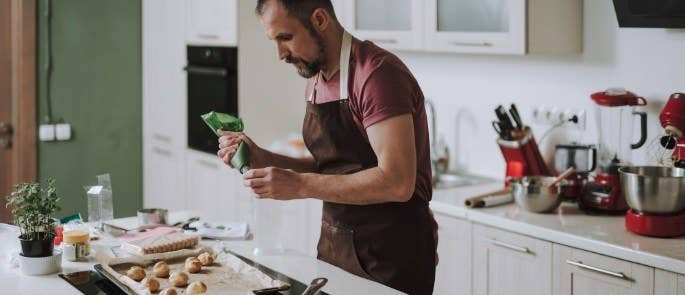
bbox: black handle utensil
[509,104,524,130]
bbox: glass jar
[62,222,91,262]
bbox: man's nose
[277,44,289,60]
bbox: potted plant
[5,179,61,257]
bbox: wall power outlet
[532,106,586,130]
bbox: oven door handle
[183,66,228,77]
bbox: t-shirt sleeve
[358,62,417,129]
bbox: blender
[580,88,648,213]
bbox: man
[217,1,437,293]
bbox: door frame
[1,0,37,223]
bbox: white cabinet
[473,224,552,295]
[434,213,472,295]
[655,269,685,295]
[185,149,234,220]
[553,244,654,295]
[424,0,582,55]
[424,0,525,54]
[185,0,238,46]
[143,0,187,210]
[335,0,581,55]
[338,0,423,50]
[144,144,186,211]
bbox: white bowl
[18,249,62,276]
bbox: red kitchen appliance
[659,93,685,166]
[621,93,685,238]
[581,88,648,213]
[554,143,597,202]
[620,166,685,238]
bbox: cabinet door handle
[565,260,634,282]
[450,41,493,47]
[368,38,398,44]
[199,159,219,168]
[490,239,531,254]
[152,147,172,156]
[197,33,219,39]
[153,133,172,143]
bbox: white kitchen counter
[0,213,401,295]
[429,182,685,275]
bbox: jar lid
[63,230,89,244]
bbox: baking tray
[94,249,328,295]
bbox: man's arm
[265,151,318,173]
[243,114,417,205]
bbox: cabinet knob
[0,122,12,149]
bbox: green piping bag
[201,111,251,174]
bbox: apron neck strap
[339,31,352,101]
[308,31,353,103]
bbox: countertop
[0,213,400,295]
[429,182,685,275]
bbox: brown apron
[302,32,437,295]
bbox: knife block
[497,127,551,184]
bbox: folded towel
[189,221,249,240]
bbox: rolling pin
[464,187,513,208]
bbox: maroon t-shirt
[304,39,432,202]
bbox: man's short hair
[255,0,338,27]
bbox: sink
[433,173,494,190]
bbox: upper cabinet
[335,0,582,55]
[339,0,423,50]
[186,0,238,46]
[424,0,526,54]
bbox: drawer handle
[368,38,398,44]
[491,239,531,254]
[152,147,172,156]
[565,260,634,282]
[199,159,219,168]
[153,133,172,143]
[197,33,219,39]
[450,41,493,47]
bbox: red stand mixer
[659,93,685,167]
[580,88,648,214]
[622,92,685,238]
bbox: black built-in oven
[185,46,238,154]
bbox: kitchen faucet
[425,99,448,183]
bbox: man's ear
[310,8,330,32]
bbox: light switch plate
[55,123,71,141]
[39,124,56,141]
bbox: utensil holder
[498,127,551,183]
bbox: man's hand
[217,131,268,169]
[243,167,304,200]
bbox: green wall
[37,0,142,218]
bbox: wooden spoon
[548,167,576,189]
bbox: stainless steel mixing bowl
[619,166,685,214]
[510,177,567,213]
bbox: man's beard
[285,32,326,78]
